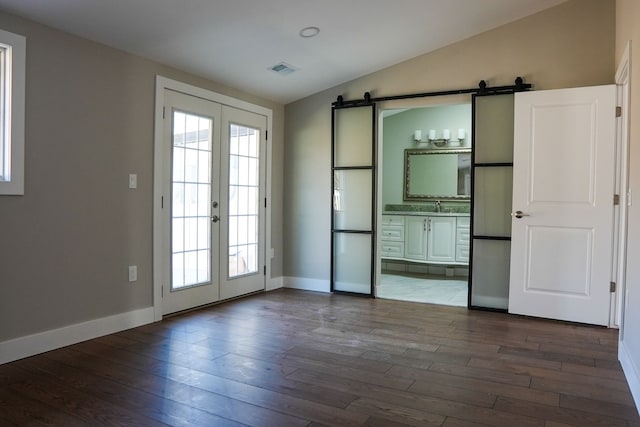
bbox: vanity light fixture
[414,128,466,147]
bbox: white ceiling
[0,0,567,104]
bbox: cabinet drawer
[456,244,470,262]
[456,228,471,245]
[381,225,404,241]
[456,216,470,228]
[381,215,404,226]
[381,241,404,258]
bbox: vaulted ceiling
[0,0,567,103]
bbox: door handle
[211,215,220,223]
[511,210,530,219]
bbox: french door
[219,106,267,300]
[161,89,266,315]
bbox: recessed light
[299,26,320,38]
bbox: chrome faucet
[435,200,441,213]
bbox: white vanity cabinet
[380,215,405,259]
[404,216,428,260]
[456,217,471,262]
[426,216,457,263]
[381,213,469,265]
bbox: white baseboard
[0,307,155,365]
[266,276,284,291]
[619,340,640,413]
[283,276,330,293]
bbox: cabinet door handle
[428,218,432,232]
[423,219,427,231]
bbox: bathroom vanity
[381,210,470,265]
[379,106,472,272]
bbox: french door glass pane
[228,123,260,278]
[171,110,212,290]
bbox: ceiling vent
[269,62,297,76]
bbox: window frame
[0,28,25,195]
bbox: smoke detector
[300,27,320,38]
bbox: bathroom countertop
[382,210,470,217]
[383,203,470,216]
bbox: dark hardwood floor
[1,289,638,426]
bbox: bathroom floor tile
[377,273,468,307]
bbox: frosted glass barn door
[332,103,376,295]
[469,93,515,310]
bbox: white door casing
[612,43,631,329]
[509,85,616,326]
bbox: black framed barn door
[331,99,376,296]
[469,92,516,310]
[329,79,531,301]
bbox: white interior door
[509,85,616,326]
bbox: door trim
[613,42,631,330]
[153,76,273,321]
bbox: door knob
[511,210,529,219]
[211,215,220,223]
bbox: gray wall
[0,11,284,342]
[284,0,615,282]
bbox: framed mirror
[404,148,471,201]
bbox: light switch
[128,265,138,282]
[129,174,137,189]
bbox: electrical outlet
[270,248,275,258]
[128,265,138,282]
[129,174,137,189]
